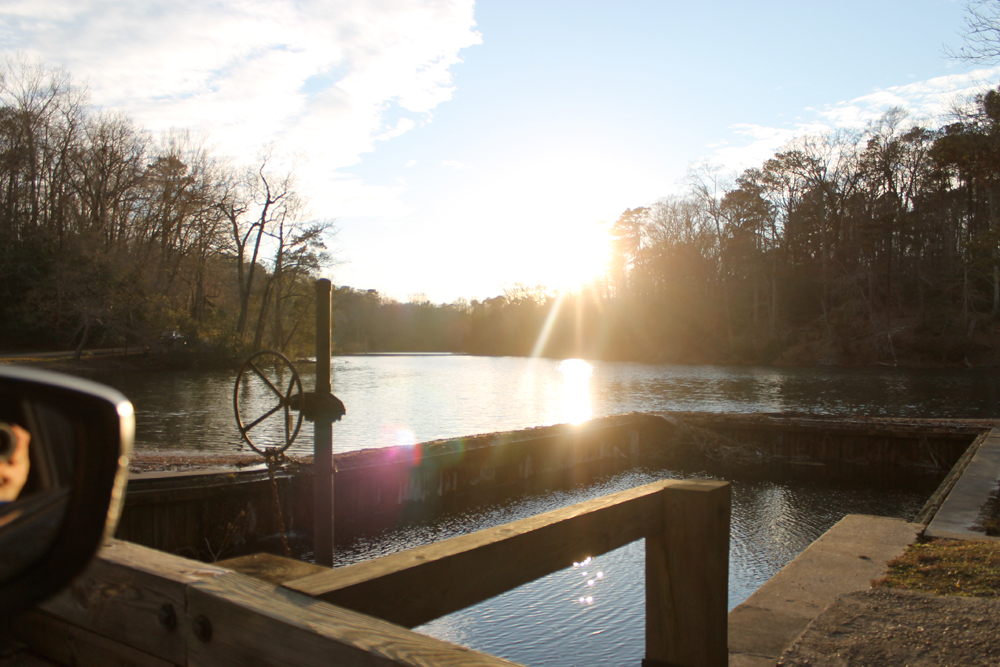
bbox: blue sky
[2,0,997,302]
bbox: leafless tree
[947,1,1000,64]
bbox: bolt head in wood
[158,603,177,631]
[193,615,213,642]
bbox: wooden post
[644,480,731,667]
[314,279,334,567]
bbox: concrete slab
[925,427,1000,540]
[728,514,921,666]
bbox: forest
[8,51,1000,367]
[0,58,332,363]
[334,92,1000,367]
[334,4,1000,367]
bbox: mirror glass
[0,393,77,581]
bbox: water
[94,355,1000,456]
[334,467,933,667]
[96,355,969,666]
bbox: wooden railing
[18,479,730,667]
[284,478,731,666]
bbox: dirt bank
[778,588,1000,666]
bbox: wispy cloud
[709,67,1000,175]
[816,67,1000,127]
[707,122,829,175]
[0,0,480,215]
[441,159,472,169]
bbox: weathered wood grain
[12,609,174,667]
[646,481,730,667]
[187,571,521,667]
[284,479,677,628]
[37,539,229,664]
[30,479,730,667]
[215,553,330,586]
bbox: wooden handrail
[286,478,731,667]
[23,479,730,667]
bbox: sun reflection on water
[558,359,593,424]
[573,555,607,606]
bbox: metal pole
[314,279,334,567]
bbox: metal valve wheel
[233,350,304,455]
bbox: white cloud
[709,122,829,174]
[441,159,471,169]
[0,0,480,216]
[816,67,1000,127]
[708,67,1000,175]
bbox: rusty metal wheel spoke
[240,403,283,434]
[233,350,304,455]
[247,360,285,399]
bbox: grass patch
[872,539,1000,597]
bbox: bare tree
[220,150,295,350]
[947,1,1000,64]
[688,164,735,347]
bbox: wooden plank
[125,476,275,507]
[186,570,521,667]
[285,479,673,628]
[215,553,330,585]
[39,539,230,665]
[12,609,174,667]
[645,480,730,667]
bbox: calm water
[97,356,970,666]
[95,354,999,456]
[335,467,933,667]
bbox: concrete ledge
[728,514,921,665]
[925,427,1000,540]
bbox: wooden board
[38,539,230,664]
[285,480,720,629]
[13,609,174,667]
[187,570,521,667]
[29,480,730,667]
[215,553,330,585]
[646,482,730,666]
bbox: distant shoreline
[0,347,987,376]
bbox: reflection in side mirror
[0,367,132,617]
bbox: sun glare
[541,221,612,293]
[558,358,594,425]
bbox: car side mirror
[0,366,132,616]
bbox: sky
[2,0,999,303]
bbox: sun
[537,219,612,293]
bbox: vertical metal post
[314,279,334,567]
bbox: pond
[94,354,999,456]
[96,355,969,666]
[333,465,934,667]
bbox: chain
[264,447,291,558]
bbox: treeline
[0,58,333,361]
[331,288,468,353]
[332,90,1000,366]
[14,56,1000,367]
[587,96,1000,365]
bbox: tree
[609,208,647,297]
[947,1,1000,64]
[689,165,735,347]
[220,150,296,352]
[932,89,1000,319]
